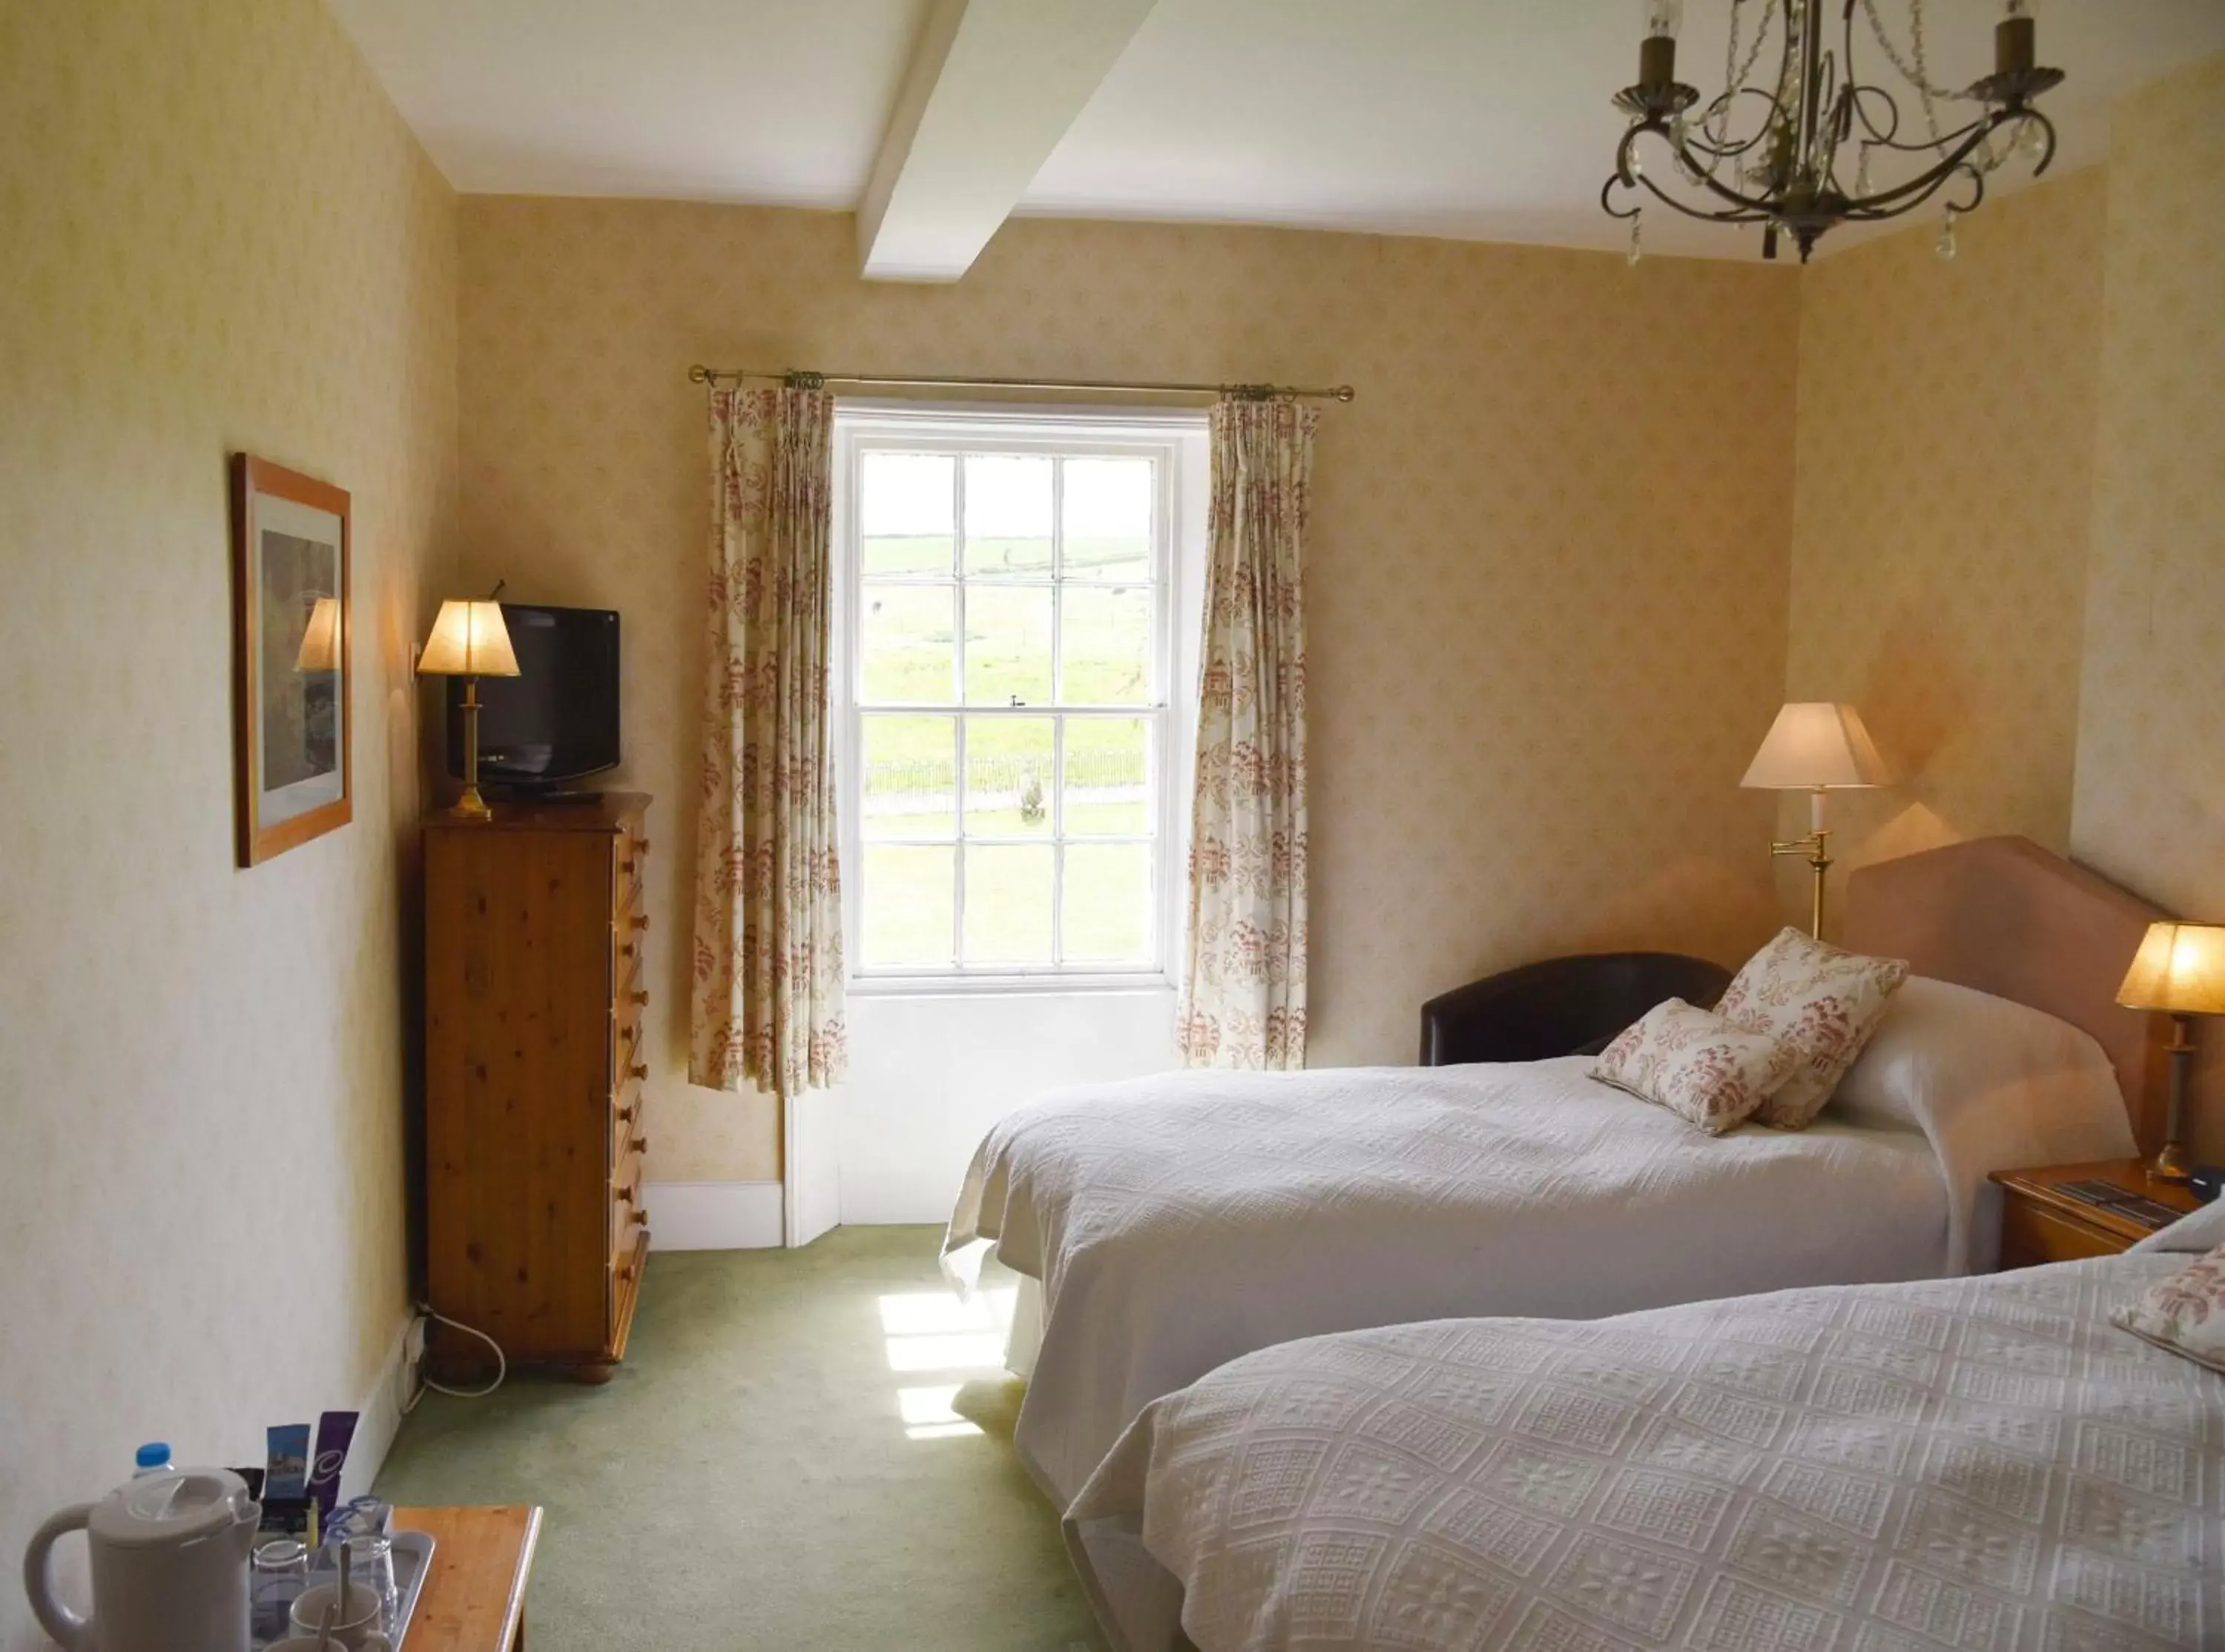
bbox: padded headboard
[1842,836,2169,1154]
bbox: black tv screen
[445,603,620,790]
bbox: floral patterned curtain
[689,385,846,1097]
[1177,397,1317,1070]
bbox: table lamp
[417,598,519,820]
[1740,702,1891,939]
[2117,920,2225,1182]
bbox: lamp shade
[1740,702,1891,790]
[294,595,340,673]
[417,600,519,678]
[2117,922,2225,1016]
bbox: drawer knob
[630,1134,649,1155]
[631,913,650,932]
[621,941,637,959]
[628,1063,648,1082]
[637,839,652,856]
[616,1100,639,1123]
[630,989,650,1007]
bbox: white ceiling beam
[857,0,1159,283]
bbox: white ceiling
[331,0,2225,262]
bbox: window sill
[848,971,1176,1000]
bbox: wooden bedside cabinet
[1988,1159,2202,1269]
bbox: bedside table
[1988,1159,2203,1269]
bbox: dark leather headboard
[1842,836,2170,1154]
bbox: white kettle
[23,1468,261,1652]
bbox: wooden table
[1988,1157,2203,1269]
[391,1506,542,1652]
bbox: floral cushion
[1589,998,1800,1136]
[1717,927,1910,1129]
[2112,1242,2225,1375]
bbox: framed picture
[231,454,351,865]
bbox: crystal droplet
[1936,205,1958,262]
[1629,210,1645,267]
[1629,146,1646,180]
[1854,145,1873,198]
[2017,116,2047,162]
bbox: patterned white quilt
[1067,1255,2225,1651]
[946,1060,1982,1507]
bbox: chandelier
[1603,0,2064,264]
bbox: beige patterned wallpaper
[0,1,454,1639]
[2071,54,2225,921]
[1781,168,2107,908]
[1781,52,2225,1157]
[454,202,1803,1181]
[2070,53,2225,1161]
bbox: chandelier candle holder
[1606,0,2063,264]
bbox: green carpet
[376,1226,1104,1651]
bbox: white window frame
[833,403,1204,995]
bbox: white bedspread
[1067,1254,2224,1651]
[945,1057,2065,1507]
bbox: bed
[944,837,2175,1509]
[1065,1238,2225,1651]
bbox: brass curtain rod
[686,364,1355,403]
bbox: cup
[289,1582,383,1649]
[251,1539,311,1643]
[268,1636,392,1652]
[334,1532,400,1630]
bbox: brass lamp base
[1770,828,1832,940]
[448,786,494,822]
[2151,1018,2198,1183]
[449,675,495,822]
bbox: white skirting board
[341,1313,414,1502]
[644,1180,787,1249]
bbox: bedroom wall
[1782,53,2225,1159]
[453,200,1802,1188]
[2069,53,2225,926]
[2069,53,2225,1162]
[1781,169,2108,899]
[0,1,456,1639]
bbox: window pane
[1064,718,1151,835]
[963,845,1053,964]
[860,584,955,704]
[862,845,955,967]
[1062,458,1153,581]
[964,455,1052,574]
[1060,584,1152,704]
[963,585,1053,705]
[1064,843,1153,963]
[862,453,955,575]
[861,716,954,840]
[963,716,1053,836]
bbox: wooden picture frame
[231,454,352,865]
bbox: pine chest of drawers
[423,792,652,1382]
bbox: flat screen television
[444,603,620,793]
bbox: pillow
[2111,1242,2225,1375]
[1590,998,1799,1136]
[1832,975,2123,1136]
[1717,927,1909,1129]
[2132,1198,2225,1255]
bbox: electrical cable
[399,1304,506,1413]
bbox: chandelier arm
[1844,82,1903,146]
[1858,108,1998,155]
[1684,89,1791,160]
[1610,163,1779,226]
[1844,149,1988,218]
